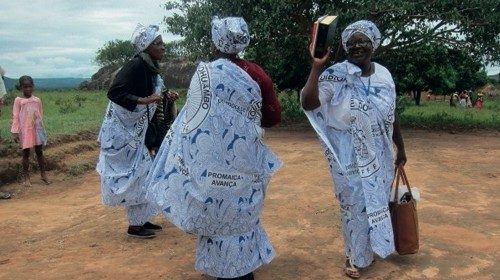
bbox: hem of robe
[194,225,275,278]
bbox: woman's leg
[34,145,50,184]
[21,148,31,186]
[340,202,374,267]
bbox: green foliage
[164,40,189,59]
[161,0,500,90]
[381,44,490,97]
[55,97,78,114]
[395,94,411,116]
[278,91,306,122]
[95,40,136,67]
[74,94,87,107]
[1,90,16,106]
[54,94,87,113]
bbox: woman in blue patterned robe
[301,20,407,279]
[96,24,169,239]
[146,17,281,280]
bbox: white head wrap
[341,20,381,51]
[131,24,161,52]
[0,66,5,77]
[211,16,250,54]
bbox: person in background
[0,66,6,115]
[96,23,177,239]
[465,91,472,108]
[11,76,50,187]
[450,92,459,107]
[474,92,484,109]
[301,20,407,278]
[146,16,281,280]
[458,91,467,108]
[0,66,12,199]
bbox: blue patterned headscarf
[341,20,381,52]
[211,16,250,54]
[131,24,161,52]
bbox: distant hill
[3,77,89,90]
[488,73,499,83]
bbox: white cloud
[0,0,180,78]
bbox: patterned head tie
[131,23,161,52]
[341,20,381,52]
[211,16,250,54]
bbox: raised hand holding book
[310,15,339,58]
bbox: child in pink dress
[10,76,50,186]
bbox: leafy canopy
[166,1,500,91]
[94,40,136,67]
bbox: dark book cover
[310,15,338,58]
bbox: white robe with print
[97,75,164,207]
[146,59,281,278]
[305,61,396,267]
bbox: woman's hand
[309,43,331,69]
[137,95,162,105]
[164,90,179,102]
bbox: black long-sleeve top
[107,55,156,111]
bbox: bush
[55,97,78,114]
[278,90,305,122]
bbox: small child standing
[10,76,50,186]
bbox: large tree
[94,40,136,67]
[380,44,489,104]
[162,0,499,89]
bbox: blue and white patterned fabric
[131,23,160,52]
[97,75,164,207]
[304,60,396,268]
[341,20,381,52]
[211,16,250,54]
[146,58,281,278]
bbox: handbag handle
[392,165,413,203]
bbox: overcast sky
[1,1,498,79]
[0,0,180,79]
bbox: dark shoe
[218,272,254,280]
[143,221,162,231]
[127,226,155,239]
[0,192,11,199]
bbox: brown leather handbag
[389,165,419,255]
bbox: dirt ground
[0,127,499,280]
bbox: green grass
[0,89,189,141]
[1,89,498,142]
[400,96,500,130]
[1,90,109,140]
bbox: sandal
[344,257,360,279]
[41,177,52,185]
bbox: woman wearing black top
[97,24,177,239]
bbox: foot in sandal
[344,257,360,279]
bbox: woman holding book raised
[301,20,407,279]
[146,16,281,280]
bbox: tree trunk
[413,90,421,105]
